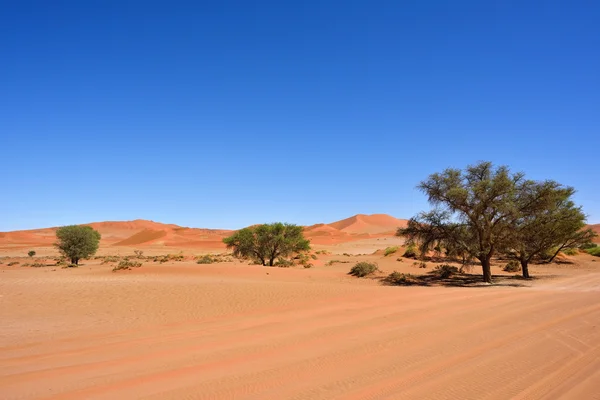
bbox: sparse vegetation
[113,260,142,271]
[503,260,521,272]
[384,246,399,256]
[348,262,378,277]
[223,223,310,266]
[134,250,144,258]
[562,248,579,256]
[8,261,19,266]
[101,256,120,264]
[196,255,215,264]
[386,271,418,285]
[31,263,46,268]
[402,244,418,259]
[55,225,101,265]
[587,247,600,257]
[325,259,350,266]
[28,250,36,257]
[274,258,295,268]
[433,264,459,279]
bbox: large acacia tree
[400,162,524,283]
[223,223,310,266]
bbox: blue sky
[1,1,598,231]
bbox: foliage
[398,161,595,283]
[433,264,459,279]
[402,244,418,258]
[113,260,142,271]
[196,255,215,264]
[386,271,418,285]
[587,247,600,257]
[506,180,596,277]
[28,250,36,257]
[348,262,378,277]
[579,242,598,250]
[55,225,101,265]
[274,258,295,267]
[562,248,579,256]
[503,260,521,272]
[384,246,399,256]
[223,223,310,266]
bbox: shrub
[113,260,142,271]
[386,271,419,285]
[310,254,318,260]
[349,262,378,277]
[31,263,46,268]
[587,247,600,257]
[579,242,598,250]
[396,257,403,262]
[101,256,120,264]
[7,261,19,266]
[562,248,579,256]
[325,259,350,266]
[403,244,418,258]
[274,258,294,268]
[384,246,399,256]
[303,263,313,268]
[503,260,521,272]
[28,250,36,257]
[134,250,144,258]
[196,255,215,264]
[433,264,459,279]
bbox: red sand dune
[0,214,409,250]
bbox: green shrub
[28,250,36,257]
[349,262,378,277]
[562,248,579,256]
[113,260,142,272]
[503,260,521,272]
[386,271,418,285]
[101,256,120,264]
[403,245,418,258]
[274,258,295,268]
[384,246,399,256]
[196,255,215,264]
[587,247,600,257]
[579,242,598,250]
[433,264,459,279]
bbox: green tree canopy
[399,161,595,283]
[223,223,310,266]
[508,180,596,277]
[55,225,101,265]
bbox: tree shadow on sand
[375,272,542,288]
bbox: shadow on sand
[375,272,544,288]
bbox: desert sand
[1,215,600,399]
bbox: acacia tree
[508,181,597,278]
[223,223,310,266]
[400,162,523,283]
[55,225,101,265]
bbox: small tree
[28,250,36,257]
[55,225,101,265]
[223,223,310,266]
[508,180,597,278]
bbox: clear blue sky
[1,1,598,231]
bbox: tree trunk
[71,257,79,265]
[547,246,563,263]
[481,257,492,283]
[520,259,530,279]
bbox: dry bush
[349,262,378,277]
[386,271,419,285]
[503,260,521,272]
[113,260,142,272]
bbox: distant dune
[0,214,409,251]
[589,224,600,242]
